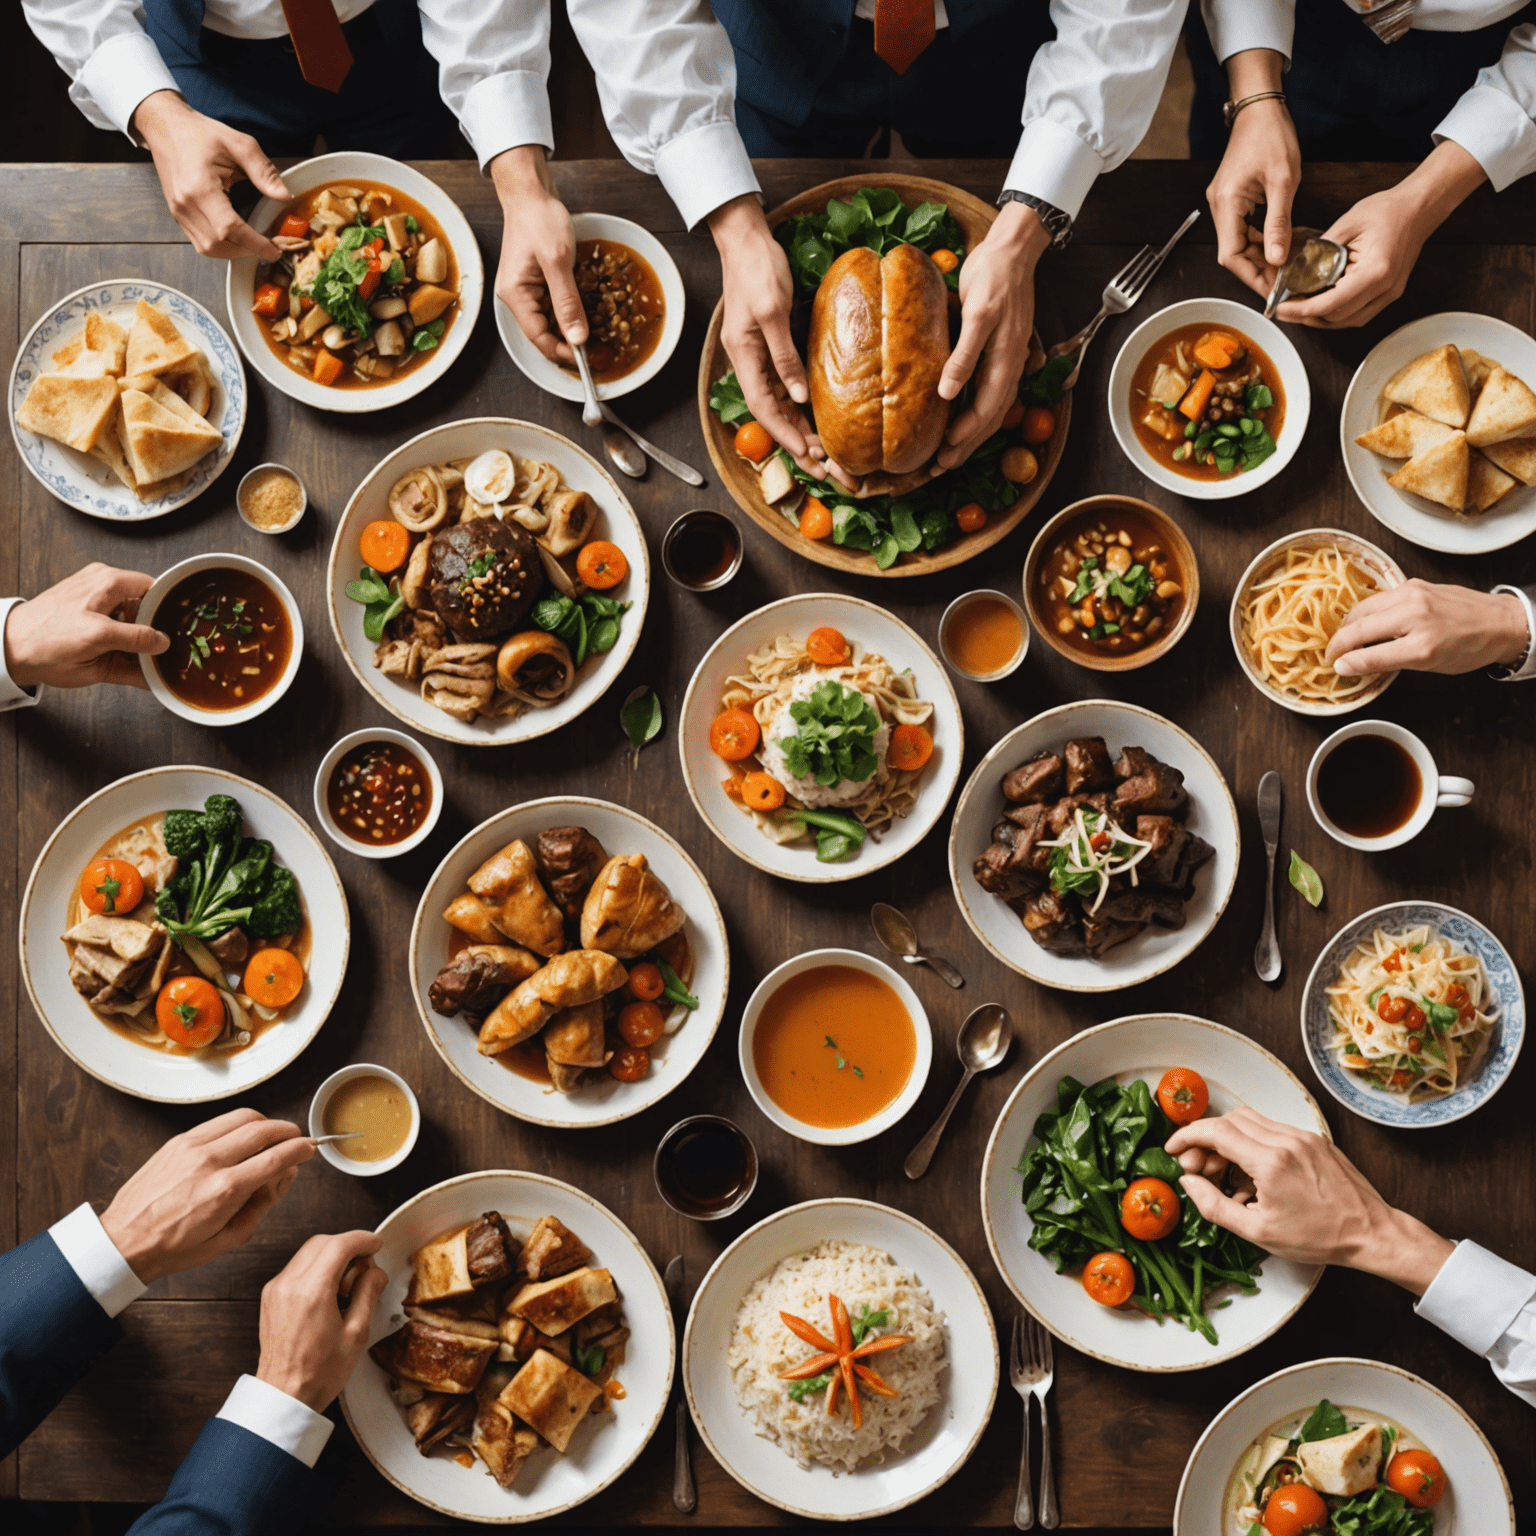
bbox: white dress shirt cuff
[1415,1239,1536,1356]
[0,599,40,713]
[1004,120,1103,224]
[457,70,556,170]
[1434,85,1536,193]
[79,30,180,142]
[216,1375,334,1469]
[49,1203,147,1319]
[1201,0,1294,67]
[653,120,761,231]
[1489,584,1536,678]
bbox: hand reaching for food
[490,146,588,367]
[1325,579,1529,677]
[4,563,170,690]
[1206,107,1299,296]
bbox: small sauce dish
[236,463,307,535]
[939,589,1029,681]
[308,1062,420,1176]
[662,509,743,591]
[653,1114,758,1221]
[313,727,443,859]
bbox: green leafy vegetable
[1296,1398,1348,1442]
[344,565,406,643]
[708,373,753,427]
[620,686,662,765]
[411,319,447,353]
[1427,1000,1459,1031]
[776,187,966,295]
[1019,353,1073,407]
[572,1341,605,1376]
[294,218,387,339]
[786,1372,834,1403]
[533,592,630,669]
[1289,850,1324,907]
[850,1303,890,1346]
[825,1034,847,1069]
[784,808,867,863]
[657,958,699,1011]
[777,679,882,787]
[1329,1485,1435,1536]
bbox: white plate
[409,797,728,1128]
[1174,1356,1515,1535]
[684,1198,997,1521]
[341,1170,673,1524]
[1341,311,1536,554]
[679,594,964,883]
[8,279,245,520]
[981,1014,1327,1373]
[1108,298,1310,501]
[948,700,1239,991]
[226,152,484,414]
[495,212,685,402]
[327,417,649,746]
[20,767,348,1103]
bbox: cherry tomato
[576,541,628,589]
[1156,1067,1209,1127]
[799,498,833,540]
[628,962,665,1001]
[1081,1251,1135,1308]
[79,858,144,916]
[887,724,934,773]
[741,771,786,810]
[734,421,773,463]
[1001,402,1026,429]
[618,1001,664,1048]
[1403,1004,1427,1034]
[709,708,760,761]
[930,247,960,274]
[1386,1448,1446,1508]
[1262,1484,1329,1536]
[1377,993,1410,1024]
[955,502,987,533]
[359,519,411,573]
[243,948,304,1009]
[1022,406,1057,444]
[806,626,851,666]
[1120,1177,1180,1241]
[609,1044,650,1082]
[156,976,225,1049]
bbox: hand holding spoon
[905,1003,1012,1179]
[871,902,964,988]
[310,1131,364,1147]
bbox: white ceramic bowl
[9,278,245,520]
[20,766,349,1103]
[737,948,932,1147]
[948,700,1240,991]
[341,1170,672,1524]
[1341,310,1536,554]
[138,552,304,726]
[679,593,964,883]
[684,1197,997,1522]
[938,589,1029,681]
[308,1062,420,1176]
[236,462,307,535]
[226,152,484,414]
[313,727,443,860]
[409,796,728,1129]
[1174,1357,1515,1535]
[981,1013,1328,1373]
[327,417,649,747]
[495,211,685,402]
[1108,298,1310,500]
[1229,526,1404,716]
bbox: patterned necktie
[278,0,354,92]
[1357,0,1419,44]
[873,0,936,75]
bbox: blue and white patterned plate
[1300,900,1525,1128]
[8,279,245,521]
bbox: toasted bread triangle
[1468,451,1518,513]
[1464,364,1536,446]
[1355,410,1455,460]
[1384,344,1470,428]
[1387,431,1470,512]
[125,299,198,377]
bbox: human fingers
[539,247,588,352]
[938,300,994,401]
[180,1106,267,1147]
[198,1136,314,1221]
[731,338,810,463]
[1330,636,1429,678]
[92,617,170,658]
[225,130,289,204]
[84,564,156,612]
[102,652,152,689]
[1207,175,1258,273]
[298,1230,385,1291]
[1165,1113,1276,1170]
[757,303,809,406]
[1260,169,1297,271]
[936,344,1020,470]
[1324,601,1412,662]
[507,278,569,364]
[1178,1172,1268,1243]
[203,1168,291,1255]
[343,1263,390,1345]
[1174,1146,1229,1180]
[203,1115,307,1168]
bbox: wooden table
[3,159,1533,1529]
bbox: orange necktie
[279,0,354,94]
[873,0,936,75]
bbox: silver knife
[1254,771,1282,982]
[665,1255,696,1513]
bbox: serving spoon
[572,343,704,486]
[1264,228,1348,319]
[871,901,964,988]
[905,1003,1012,1179]
[310,1131,365,1147]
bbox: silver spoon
[310,1131,365,1146]
[1254,770,1283,982]
[572,343,705,486]
[905,1003,1012,1179]
[1264,228,1348,319]
[871,902,964,989]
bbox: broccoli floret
[161,810,206,862]
[245,866,301,938]
[201,794,244,846]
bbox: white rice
[758,672,893,809]
[727,1239,946,1473]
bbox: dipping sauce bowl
[653,1113,758,1220]
[309,1062,420,1176]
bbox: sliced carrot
[357,267,381,302]
[1179,369,1215,420]
[709,708,760,761]
[779,1310,837,1353]
[888,723,934,772]
[1192,330,1243,370]
[359,519,411,573]
[741,771,785,811]
[251,283,286,318]
[806,626,850,666]
[278,214,309,241]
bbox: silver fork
[1048,208,1201,389]
[1010,1312,1060,1530]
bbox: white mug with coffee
[1306,720,1474,851]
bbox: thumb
[231,135,289,202]
[104,620,170,656]
[1179,1172,1264,1243]
[544,257,588,348]
[1262,185,1293,270]
[344,1263,389,1340]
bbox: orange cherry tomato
[79,858,144,917]
[1081,1251,1135,1308]
[741,771,786,811]
[156,976,225,1049]
[1022,406,1057,445]
[576,540,627,589]
[955,502,987,533]
[930,247,960,274]
[887,723,934,773]
[609,1044,650,1082]
[618,1000,665,1048]
[709,708,760,761]
[1386,1449,1446,1508]
[1156,1067,1209,1127]
[1262,1485,1329,1536]
[734,421,773,463]
[721,771,747,801]
[359,519,411,574]
[1001,402,1026,429]
[806,626,851,666]
[278,213,310,241]
[243,948,305,1009]
[628,962,665,1001]
[799,498,833,540]
[1403,1004,1427,1034]
[1120,1177,1180,1241]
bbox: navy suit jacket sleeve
[0,1229,122,1456]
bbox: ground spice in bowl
[238,465,305,533]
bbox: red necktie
[279,0,354,94]
[874,0,936,75]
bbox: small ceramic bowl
[652,1114,759,1221]
[236,463,307,535]
[738,948,931,1146]
[312,727,444,859]
[308,1062,420,1176]
[661,509,743,591]
[938,589,1029,681]
[138,552,304,726]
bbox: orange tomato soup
[752,964,916,1128]
[945,596,1023,676]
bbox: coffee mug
[1306,720,1474,851]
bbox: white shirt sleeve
[1200,0,1295,67]
[0,600,40,713]
[1006,0,1188,220]
[48,1202,148,1319]
[19,0,178,139]
[1415,1239,1536,1408]
[216,1374,334,1468]
[1434,25,1536,191]
[1490,583,1536,679]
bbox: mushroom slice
[496,632,575,706]
[374,320,406,357]
[389,465,449,533]
[415,237,449,285]
[401,535,433,609]
[463,449,518,505]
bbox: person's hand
[1166,1107,1454,1294]
[5,563,171,690]
[934,199,1050,472]
[1325,579,1529,677]
[132,91,288,261]
[490,145,586,367]
[1207,101,1299,299]
[99,1108,314,1285]
[256,1230,389,1412]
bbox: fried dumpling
[542,999,610,1073]
[1468,451,1518,513]
[1477,435,1536,485]
[1384,344,1469,428]
[1354,410,1454,460]
[16,373,120,452]
[477,950,627,1055]
[1387,431,1470,512]
[579,853,686,959]
[468,839,566,957]
[1464,364,1536,446]
[124,298,199,377]
[119,388,221,483]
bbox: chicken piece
[1001,753,1064,805]
[1297,1425,1382,1497]
[516,1215,593,1282]
[509,1266,617,1336]
[472,1400,541,1487]
[427,944,543,1017]
[69,944,150,991]
[1148,362,1190,408]
[468,840,566,957]
[478,951,627,1055]
[205,927,249,967]
[61,914,162,963]
[441,893,507,947]
[405,1393,475,1453]
[1063,737,1114,794]
[1141,401,1186,442]
[112,822,178,892]
[370,1320,497,1394]
[579,854,685,959]
[543,1000,610,1069]
[533,826,609,925]
[498,1350,603,1452]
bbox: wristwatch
[1488,584,1536,680]
[998,190,1072,250]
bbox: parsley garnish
[778,680,882,787]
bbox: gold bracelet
[1222,91,1287,129]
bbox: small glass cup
[653,1114,757,1220]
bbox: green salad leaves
[344,566,405,642]
[297,220,403,339]
[777,679,882,787]
[777,188,966,294]
[532,592,630,669]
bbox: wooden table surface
[2,158,1533,1529]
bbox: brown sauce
[944,597,1023,675]
[323,1074,413,1161]
[1317,735,1423,838]
[665,511,741,589]
[564,239,665,383]
[655,1120,752,1215]
[152,568,291,711]
[325,741,432,845]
